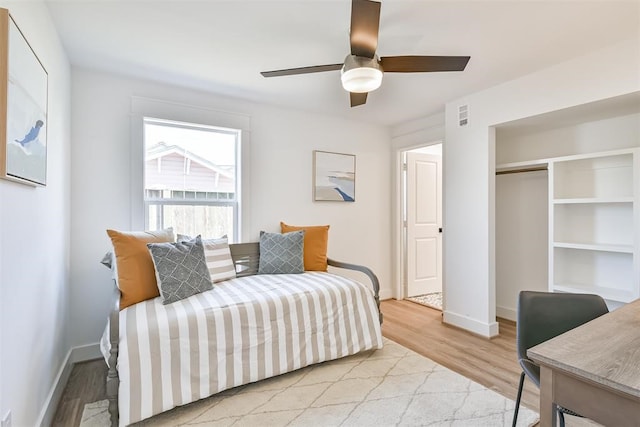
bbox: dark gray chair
[512,291,609,427]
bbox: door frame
[393,141,445,302]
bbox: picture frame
[0,8,48,187]
[313,150,356,202]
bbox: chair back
[516,291,608,383]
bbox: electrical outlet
[1,410,11,427]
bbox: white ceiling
[45,0,640,127]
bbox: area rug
[81,338,538,426]
[406,292,443,310]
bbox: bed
[102,242,383,426]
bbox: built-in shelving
[547,148,639,304]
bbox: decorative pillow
[280,222,330,271]
[177,234,236,283]
[100,251,118,282]
[100,252,113,269]
[148,236,212,304]
[106,228,174,310]
[258,230,304,274]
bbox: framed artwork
[313,150,355,202]
[0,8,48,186]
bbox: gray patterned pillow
[148,236,212,304]
[258,230,304,274]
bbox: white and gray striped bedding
[102,272,383,426]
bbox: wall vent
[458,105,468,127]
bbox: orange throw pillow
[280,222,329,271]
[107,228,174,309]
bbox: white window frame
[142,118,241,241]
[130,97,251,241]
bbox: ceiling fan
[260,0,470,107]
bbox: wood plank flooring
[52,358,108,426]
[53,299,538,426]
[381,299,539,412]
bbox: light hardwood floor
[53,299,538,425]
[52,358,108,426]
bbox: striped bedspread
[102,272,383,426]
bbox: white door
[406,152,442,297]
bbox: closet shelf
[554,283,637,303]
[553,197,634,204]
[553,242,634,253]
[496,159,548,174]
[497,148,637,173]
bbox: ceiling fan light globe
[341,54,383,93]
[341,67,383,93]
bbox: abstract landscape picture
[2,13,48,186]
[314,151,355,202]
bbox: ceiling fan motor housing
[341,54,383,93]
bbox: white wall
[410,144,442,156]
[391,112,444,151]
[495,170,548,320]
[443,37,640,336]
[69,68,392,349]
[497,112,640,164]
[0,2,71,426]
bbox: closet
[495,93,640,319]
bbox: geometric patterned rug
[80,338,539,426]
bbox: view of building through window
[143,118,239,241]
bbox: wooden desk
[528,299,640,427]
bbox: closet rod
[496,166,548,175]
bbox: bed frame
[106,242,382,426]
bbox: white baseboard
[36,348,73,427]
[496,306,517,322]
[443,310,499,338]
[36,343,102,427]
[71,342,103,363]
[379,288,393,301]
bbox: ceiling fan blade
[350,92,368,107]
[261,63,343,78]
[350,0,381,59]
[380,56,470,73]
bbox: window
[143,118,240,241]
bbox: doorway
[401,144,443,310]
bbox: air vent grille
[458,105,468,127]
